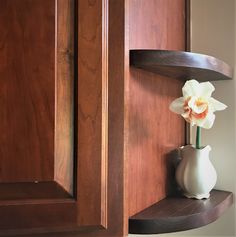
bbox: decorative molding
[101,0,109,228]
[77,0,108,228]
[55,0,75,195]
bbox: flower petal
[199,81,215,98]
[209,97,227,112]
[182,112,197,126]
[169,97,185,114]
[182,110,190,119]
[197,112,215,129]
[182,79,200,98]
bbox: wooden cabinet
[0,0,109,235]
[0,0,232,236]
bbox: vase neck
[181,145,211,158]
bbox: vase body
[176,145,217,199]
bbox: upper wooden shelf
[129,190,233,235]
[130,50,233,81]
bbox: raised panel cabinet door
[0,0,126,236]
[0,0,120,236]
[0,0,78,234]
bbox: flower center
[184,97,208,121]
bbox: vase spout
[203,145,211,153]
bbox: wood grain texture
[55,0,75,195]
[130,50,233,81]
[72,0,127,235]
[0,0,55,182]
[0,181,71,204]
[127,70,185,217]
[127,0,186,217]
[60,0,127,236]
[0,0,126,235]
[0,200,77,236]
[0,1,79,235]
[129,0,185,50]
[77,0,108,227]
[129,190,234,234]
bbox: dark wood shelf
[129,190,233,235]
[130,50,233,81]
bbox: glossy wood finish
[76,1,126,235]
[77,0,108,227]
[129,190,234,234]
[55,0,75,195]
[0,0,76,192]
[127,0,186,217]
[73,1,127,236]
[0,0,128,235]
[0,200,77,237]
[129,0,186,50]
[0,0,55,182]
[130,50,233,81]
[0,1,78,235]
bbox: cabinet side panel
[129,0,185,50]
[128,0,186,216]
[0,0,55,182]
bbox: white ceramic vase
[176,145,217,199]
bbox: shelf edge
[130,50,233,81]
[129,190,234,234]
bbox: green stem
[196,126,201,149]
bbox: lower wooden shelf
[129,190,233,234]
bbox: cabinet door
[0,0,77,234]
[0,0,125,236]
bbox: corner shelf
[130,50,233,81]
[129,190,233,235]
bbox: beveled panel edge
[54,0,75,195]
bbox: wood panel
[129,0,185,50]
[0,0,55,182]
[77,0,108,227]
[0,0,75,192]
[0,200,77,236]
[74,0,127,235]
[127,0,186,217]
[0,181,71,203]
[0,1,79,235]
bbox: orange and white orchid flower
[169,79,227,129]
